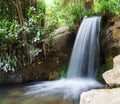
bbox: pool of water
[0,83,74,104]
[0,78,103,104]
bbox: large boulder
[102,69,120,86]
[80,88,120,104]
[45,27,76,52]
[54,27,69,35]
[102,55,120,86]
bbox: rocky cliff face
[101,15,120,57]
[97,15,120,82]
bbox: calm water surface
[0,83,74,104]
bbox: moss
[48,64,68,80]
[97,56,113,83]
[49,71,59,80]
[58,65,68,78]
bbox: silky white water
[25,16,103,103]
[67,16,101,78]
[26,78,102,99]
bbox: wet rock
[0,63,51,85]
[102,69,120,86]
[0,72,27,84]
[102,55,120,86]
[80,88,120,104]
[8,73,23,83]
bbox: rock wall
[97,15,120,82]
[101,15,120,58]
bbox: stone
[113,55,120,70]
[45,26,75,52]
[80,55,120,104]
[101,15,120,57]
[80,88,120,104]
[54,27,69,35]
[8,73,23,83]
[102,69,120,86]
[52,27,70,51]
[52,31,71,51]
[102,55,120,86]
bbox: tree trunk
[10,0,27,41]
[6,1,13,21]
[10,0,28,64]
[29,0,37,8]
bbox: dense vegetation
[0,0,120,78]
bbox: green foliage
[64,3,94,28]
[37,0,46,12]
[49,65,68,80]
[58,0,120,30]
[0,20,20,72]
[0,0,9,20]
[49,71,59,80]
[58,65,68,78]
[26,6,44,42]
[44,0,120,35]
[0,2,45,72]
[45,1,66,34]
[65,0,120,27]
[94,0,120,16]
[0,0,120,73]
[97,56,113,83]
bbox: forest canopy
[0,0,120,72]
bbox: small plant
[97,56,113,83]
[49,71,59,80]
[58,65,68,78]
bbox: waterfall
[26,16,103,103]
[67,16,101,78]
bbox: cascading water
[25,16,103,104]
[67,16,101,78]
